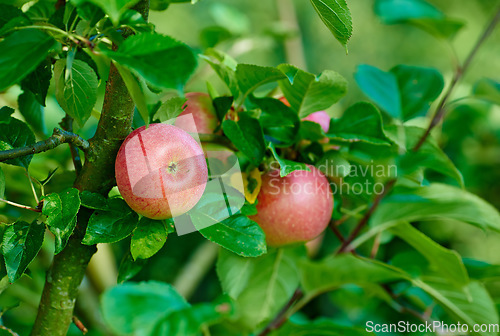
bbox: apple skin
[249,165,334,246]
[115,123,208,219]
[174,92,219,134]
[303,111,330,133]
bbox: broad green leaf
[131,217,167,260]
[327,102,392,145]
[355,64,401,118]
[299,254,405,297]
[0,4,23,31]
[222,113,265,166]
[315,151,351,178]
[117,252,147,283]
[235,64,285,104]
[372,183,500,232]
[102,33,197,90]
[390,125,463,186]
[102,281,188,335]
[0,117,36,168]
[217,247,304,329]
[80,190,109,211]
[271,319,371,336]
[278,64,347,118]
[70,0,141,25]
[149,296,234,336]
[201,49,239,98]
[20,58,52,107]
[18,91,47,136]
[154,97,186,123]
[374,0,464,39]
[200,25,232,49]
[309,0,352,48]
[374,0,443,23]
[252,96,300,147]
[114,63,150,126]
[391,65,444,119]
[76,2,105,26]
[0,29,59,91]
[463,258,500,282]
[473,78,500,105]
[83,198,139,244]
[299,120,325,142]
[54,59,98,127]
[0,166,4,199]
[196,215,267,257]
[42,188,81,254]
[0,107,14,124]
[415,279,498,336]
[2,220,45,282]
[390,222,469,287]
[268,142,310,177]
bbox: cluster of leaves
[0,0,499,335]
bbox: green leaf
[70,0,141,25]
[201,49,239,98]
[374,0,464,39]
[390,222,469,287]
[252,96,300,147]
[150,296,234,336]
[390,125,463,186]
[80,190,109,210]
[130,217,167,260]
[222,113,266,166]
[473,78,500,105]
[54,59,98,127]
[101,281,188,335]
[102,33,197,90]
[114,63,150,126]
[2,220,45,282]
[217,247,304,329]
[278,64,347,118]
[0,4,23,31]
[235,64,286,104]
[315,151,351,178]
[415,279,498,336]
[196,215,267,257]
[271,319,372,336]
[0,117,36,168]
[391,65,444,119]
[268,142,310,177]
[200,25,232,49]
[117,251,147,283]
[355,64,400,118]
[20,58,52,107]
[18,91,47,136]
[0,107,14,124]
[0,29,59,92]
[154,97,186,123]
[83,198,139,244]
[42,188,81,254]
[299,254,405,297]
[309,0,352,49]
[372,183,500,232]
[463,258,500,282]
[327,102,392,145]
[0,166,4,199]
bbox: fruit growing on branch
[115,123,208,219]
[175,92,219,134]
[250,165,333,246]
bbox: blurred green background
[0,0,500,334]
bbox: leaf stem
[413,6,500,151]
[0,198,41,212]
[0,128,89,163]
[257,288,304,336]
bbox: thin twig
[0,198,41,212]
[370,232,382,259]
[72,316,88,335]
[336,179,397,254]
[26,169,39,205]
[0,128,89,162]
[413,6,500,151]
[257,288,304,336]
[60,115,83,174]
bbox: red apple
[174,92,219,134]
[302,111,330,133]
[249,165,334,246]
[115,123,208,219]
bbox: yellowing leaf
[233,168,262,204]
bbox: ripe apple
[174,92,219,134]
[115,123,208,219]
[302,111,330,133]
[249,165,334,246]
